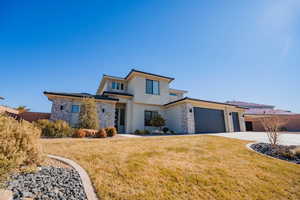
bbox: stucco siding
[129,103,164,132]
[128,76,170,105]
[165,104,184,133]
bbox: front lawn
[42,135,300,200]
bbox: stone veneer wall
[181,103,195,134]
[50,98,116,128]
[97,103,115,128]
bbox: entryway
[115,104,125,133]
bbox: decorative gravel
[6,166,87,200]
[250,143,300,164]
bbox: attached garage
[164,97,246,134]
[194,107,226,133]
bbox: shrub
[105,127,117,137]
[78,98,99,130]
[0,114,43,181]
[95,129,107,138]
[150,114,165,130]
[73,129,86,138]
[162,127,169,134]
[134,130,150,135]
[35,119,73,138]
[291,147,300,158]
[83,129,98,137]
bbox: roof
[226,101,275,109]
[125,69,175,82]
[169,88,188,93]
[164,97,246,109]
[103,91,133,97]
[103,74,125,81]
[245,108,294,115]
[44,91,119,101]
[19,112,51,122]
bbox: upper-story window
[112,81,124,90]
[169,93,177,96]
[146,79,160,95]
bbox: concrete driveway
[210,132,300,146]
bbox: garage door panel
[194,107,226,133]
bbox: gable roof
[125,69,174,82]
[226,101,275,109]
[44,91,118,101]
[164,97,246,109]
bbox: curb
[245,143,299,166]
[47,154,99,200]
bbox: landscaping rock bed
[6,166,87,200]
[250,143,300,164]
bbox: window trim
[145,79,160,95]
[71,105,80,113]
[144,110,159,126]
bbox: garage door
[232,112,241,132]
[194,107,226,133]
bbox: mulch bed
[250,143,300,164]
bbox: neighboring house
[226,101,300,132]
[44,69,246,134]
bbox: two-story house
[44,69,246,134]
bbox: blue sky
[1,0,299,112]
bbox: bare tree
[260,115,287,147]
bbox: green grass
[42,135,300,200]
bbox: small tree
[150,114,165,131]
[78,97,99,130]
[16,106,30,113]
[260,115,287,147]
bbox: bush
[95,129,107,138]
[291,147,300,158]
[150,114,165,130]
[134,129,150,135]
[162,127,169,134]
[78,98,99,130]
[82,129,98,137]
[73,129,86,138]
[105,127,117,137]
[35,119,72,138]
[0,114,43,181]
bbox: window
[112,82,116,89]
[60,105,64,111]
[144,111,158,126]
[146,79,160,95]
[112,81,124,90]
[71,105,80,113]
[169,93,177,96]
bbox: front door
[115,107,125,133]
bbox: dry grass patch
[42,136,300,200]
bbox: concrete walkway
[210,132,300,146]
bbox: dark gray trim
[164,97,246,109]
[103,91,133,97]
[44,91,119,101]
[125,69,175,81]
